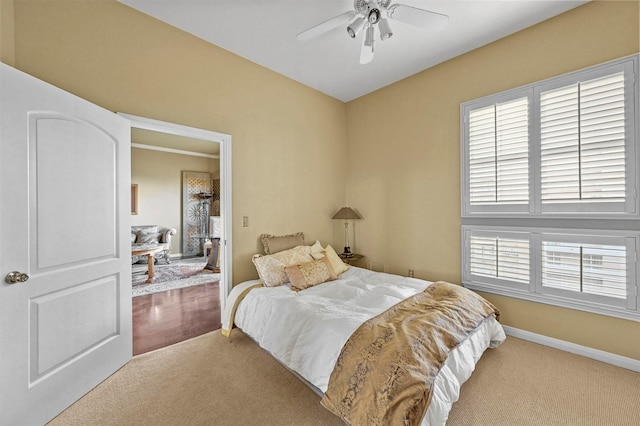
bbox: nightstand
[339,253,363,265]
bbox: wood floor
[132,281,221,355]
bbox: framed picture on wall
[131,184,138,215]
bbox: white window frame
[461,55,640,322]
[534,61,637,216]
[461,55,639,219]
[462,227,532,293]
[462,226,639,321]
[537,232,635,311]
[461,88,533,216]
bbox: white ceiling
[132,128,220,156]
[119,0,588,102]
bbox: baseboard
[502,325,640,373]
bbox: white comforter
[233,267,505,426]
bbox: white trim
[219,126,233,313]
[502,325,640,373]
[131,142,219,159]
[118,113,229,142]
[118,113,233,312]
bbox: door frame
[118,113,232,311]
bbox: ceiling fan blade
[387,4,448,30]
[360,25,374,65]
[297,11,357,41]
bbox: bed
[223,243,505,426]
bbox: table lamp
[332,207,362,257]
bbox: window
[539,73,626,205]
[462,56,638,218]
[468,97,529,206]
[461,55,640,321]
[468,232,530,286]
[541,238,628,303]
[463,226,638,319]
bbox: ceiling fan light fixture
[298,0,449,65]
[378,18,393,40]
[367,8,381,24]
[347,16,365,38]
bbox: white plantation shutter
[469,106,496,204]
[498,238,530,283]
[469,235,497,276]
[469,234,529,284]
[468,98,529,205]
[540,72,626,203]
[462,56,639,321]
[542,240,627,300]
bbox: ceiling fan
[297,0,449,64]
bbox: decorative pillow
[323,245,349,275]
[260,232,305,255]
[310,240,324,259]
[252,245,314,287]
[285,257,337,292]
[136,230,162,244]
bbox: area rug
[132,261,220,297]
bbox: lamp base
[342,247,353,257]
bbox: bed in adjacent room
[222,236,505,426]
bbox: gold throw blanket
[321,281,499,426]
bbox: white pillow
[324,244,349,275]
[308,242,349,275]
[310,240,325,259]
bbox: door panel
[29,276,119,382]
[0,63,131,424]
[31,113,118,268]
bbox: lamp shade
[332,207,362,220]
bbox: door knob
[5,271,29,284]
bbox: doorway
[119,113,232,353]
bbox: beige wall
[11,0,348,284]
[131,147,218,255]
[8,0,640,360]
[0,0,15,66]
[346,0,640,360]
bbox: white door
[0,63,132,424]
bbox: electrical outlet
[242,216,249,227]
[383,264,389,273]
[408,269,415,278]
[366,261,372,270]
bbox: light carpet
[49,331,640,426]
[132,259,220,297]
